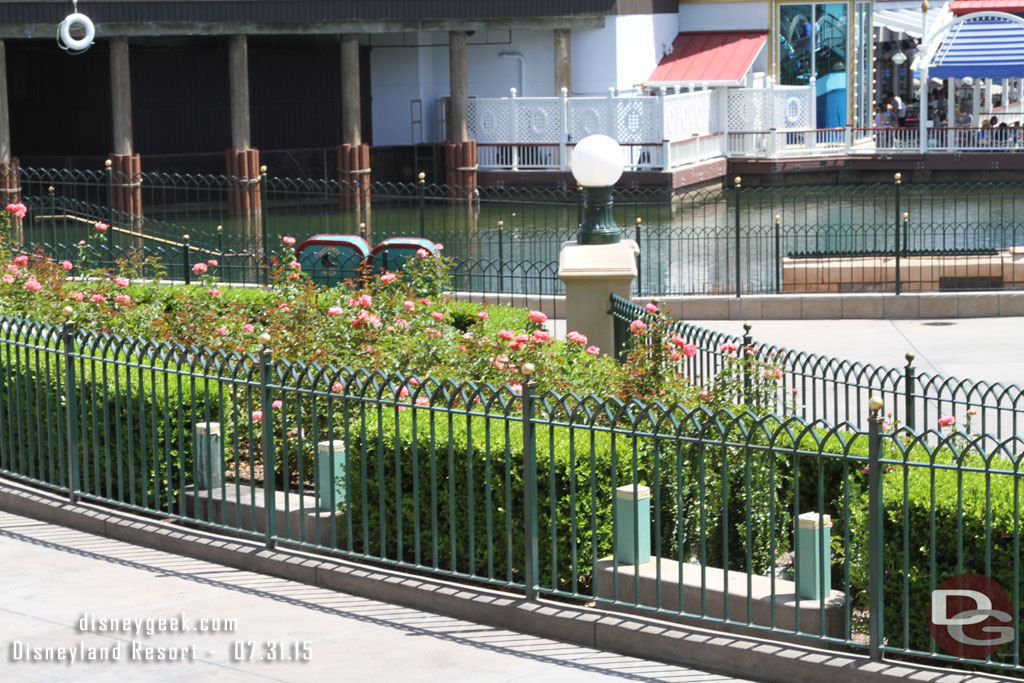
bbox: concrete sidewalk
[0,510,752,683]
[690,317,1024,388]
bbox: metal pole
[260,165,269,286]
[741,322,753,404]
[734,176,742,298]
[521,363,539,601]
[635,217,643,296]
[105,159,114,257]
[903,352,916,430]
[867,395,885,661]
[183,234,191,285]
[498,220,505,293]
[48,185,56,255]
[418,172,426,238]
[894,173,902,295]
[774,214,781,294]
[259,333,277,550]
[61,308,80,503]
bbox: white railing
[667,133,726,168]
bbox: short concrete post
[558,240,638,356]
[796,512,831,600]
[195,422,223,490]
[614,484,650,565]
[316,441,346,511]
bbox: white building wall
[678,2,770,32]
[613,14,680,91]
[370,29,562,146]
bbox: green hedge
[0,336,233,510]
[338,404,793,593]
[850,448,1021,659]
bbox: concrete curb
[0,478,1006,683]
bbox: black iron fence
[6,165,1024,299]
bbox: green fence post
[734,176,742,298]
[774,214,782,294]
[259,332,277,550]
[614,484,650,564]
[634,217,643,296]
[576,184,583,234]
[195,422,223,490]
[903,352,916,431]
[497,220,505,293]
[418,172,426,238]
[183,233,191,285]
[48,185,56,254]
[104,159,115,256]
[216,224,224,262]
[795,512,831,600]
[260,165,270,286]
[867,395,884,661]
[61,307,80,503]
[521,362,539,601]
[741,322,753,404]
[894,173,902,296]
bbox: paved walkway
[690,317,1024,388]
[0,511,753,682]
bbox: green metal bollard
[796,512,831,600]
[195,422,223,490]
[316,440,346,511]
[614,484,651,565]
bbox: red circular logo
[929,573,1014,659]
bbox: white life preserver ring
[59,12,95,52]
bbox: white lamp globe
[571,134,625,187]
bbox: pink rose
[416,248,428,258]
[381,272,396,283]
[720,341,739,353]
[477,310,488,320]
[114,294,132,305]
[419,298,431,305]
[289,260,301,270]
[24,278,41,292]
[415,396,430,406]
[403,300,415,312]
[61,260,73,271]
[282,236,296,246]
[77,240,86,246]
[358,294,373,308]
[431,311,444,321]
[645,303,658,313]
[528,310,547,324]
[7,265,21,276]
[208,288,222,298]
[532,330,550,343]
[252,410,263,422]
[207,259,218,267]
[331,381,344,394]
[13,255,28,267]
[192,262,208,275]
[509,383,523,395]
[1,274,12,284]
[288,272,300,281]
[94,222,108,232]
[328,306,344,316]
[70,291,84,302]
[90,294,107,304]
[566,331,587,346]
[6,202,27,219]
[114,276,130,288]
[435,243,444,251]
[682,343,697,358]
[242,323,255,333]
[272,400,283,410]
[586,345,600,355]
[216,327,228,336]
[629,319,647,334]
[938,416,956,428]
[277,303,292,313]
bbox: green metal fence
[610,294,1024,445]
[8,164,1024,301]
[2,312,1024,676]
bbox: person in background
[893,92,907,127]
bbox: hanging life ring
[58,12,95,53]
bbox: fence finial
[905,352,915,363]
[104,159,112,169]
[258,332,271,347]
[521,362,536,378]
[869,395,884,413]
[894,172,902,184]
[62,306,74,320]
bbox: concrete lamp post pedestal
[558,239,638,356]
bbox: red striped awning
[647,31,768,87]
[951,0,1024,13]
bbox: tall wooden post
[555,29,572,96]
[338,34,371,237]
